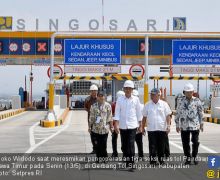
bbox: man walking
[175,83,204,165]
[142,88,172,165]
[85,84,98,154]
[114,80,142,170]
[89,91,113,162]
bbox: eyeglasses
[98,95,104,97]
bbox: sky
[1,0,220,31]
[0,0,220,99]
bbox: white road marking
[200,144,218,153]
[168,127,219,153]
[26,111,219,154]
[34,128,63,132]
[169,137,181,140]
[34,133,54,136]
[169,141,183,150]
[26,111,72,153]
[170,140,218,153]
[169,134,180,136]
[29,122,39,147]
[169,141,182,143]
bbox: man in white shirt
[142,88,172,165]
[114,80,142,169]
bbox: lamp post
[30,65,34,107]
[30,71,33,107]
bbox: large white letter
[69,19,79,30]
[127,19,137,31]
[17,19,25,30]
[89,19,99,30]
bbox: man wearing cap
[175,83,204,165]
[142,88,172,165]
[89,91,113,162]
[85,84,98,154]
[114,80,142,170]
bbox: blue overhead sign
[64,39,121,65]
[172,40,220,65]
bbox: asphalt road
[0,110,219,180]
[0,111,47,153]
[29,110,220,154]
[0,110,219,153]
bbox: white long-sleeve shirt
[142,99,172,131]
[114,95,142,129]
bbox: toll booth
[69,81,93,109]
[54,74,143,108]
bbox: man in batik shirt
[89,91,113,162]
[175,83,204,165]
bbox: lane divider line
[26,111,72,153]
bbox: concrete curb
[40,108,69,128]
[205,117,220,124]
[0,109,25,120]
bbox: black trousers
[120,128,136,165]
[135,132,144,157]
[181,130,200,159]
[112,131,118,156]
[164,133,170,157]
[93,132,108,160]
[148,131,167,163]
[90,131,97,152]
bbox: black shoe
[194,160,198,165]
[165,154,170,160]
[125,162,130,168]
[138,156,144,161]
[150,161,158,166]
[127,163,136,172]
[129,167,136,172]
[90,150,96,154]
[111,153,118,157]
[184,160,191,165]
[159,161,165,165]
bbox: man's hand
[114,127,120,134]
[200,124,204,132]
[137,125,142,133]
[166,126,170,134]
[176,127,180,133]
[114,120,120,134]
[88,128,91,134]
[110,127,114,133]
